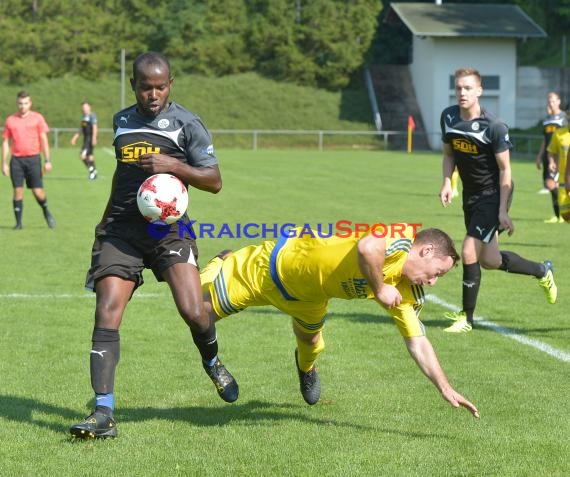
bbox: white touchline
[426,294,570,364]
[103,147,115,156]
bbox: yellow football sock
[295,333,325,372]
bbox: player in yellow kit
[547,123,570,222]
[201,225,480,418]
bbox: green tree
[0,0,142,82]
[249,0,382,90]
[164,0,254,76]
[0,0,381,90]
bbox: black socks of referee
[13,200,22,228]
[498,251,544,278]
[35,197,51,219]
[462,262,481,325]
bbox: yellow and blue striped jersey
[274,225,425,336]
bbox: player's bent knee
[178,302,208,326]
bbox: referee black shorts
[10,155,43,188]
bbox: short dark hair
[17,90,30,100]
[132,52,171,80]
[415,228,460,265]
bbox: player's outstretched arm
[404,336,480,419]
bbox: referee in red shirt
[2,90,55,229]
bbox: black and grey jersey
[541,111,567,146]
[109,101,217,219]
[440,105,511,195]
[80,113,97,142]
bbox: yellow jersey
[202,225,426,337]
[547,126,570,183]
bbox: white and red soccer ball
[136,173,188,224]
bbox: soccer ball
[136,173,188,224]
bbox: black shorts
[10,155,43,188]
[463,186,514,243]
[81,142,95,159]
[541,153,558,182]
[85,218,199,291]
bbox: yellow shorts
[200,241,328,333]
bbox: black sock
[86,160,96,171]
[191,318,218,364]
[13,200,22,225]
[90,328,120,394]
[498,251,544,278]
[36,197,50,217]
[462,262,481,324]
[95,405,114,417]
[550,189,560,217]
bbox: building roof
[389,3,546,39]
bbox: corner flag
[407,115,416,153]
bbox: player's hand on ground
[377,284,402,308]
[499,211,514,236]
[439,185,453,207]
[138,153,177,174]
[441,387,480,419]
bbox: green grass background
[0,73,373,131]
[0,148,568,476]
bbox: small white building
[389,2,546,149]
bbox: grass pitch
[0,148,568,476]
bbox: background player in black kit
[70,52,238,439]
[70,101,98,180]
[439,68,558,333]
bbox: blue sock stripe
[203,355,218,367]
[95,393,115,410]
